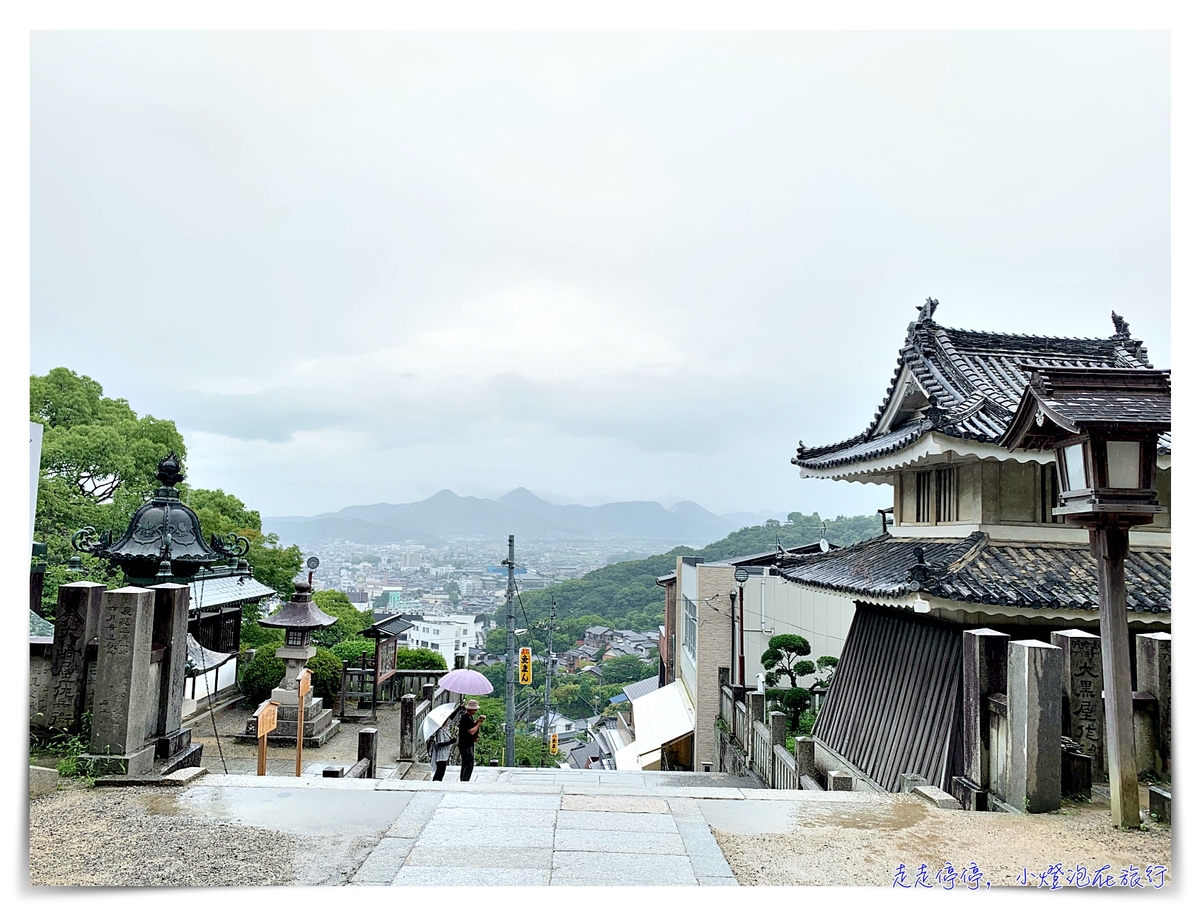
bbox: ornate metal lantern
[71,453,249,585]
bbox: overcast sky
[29,31,1170,520]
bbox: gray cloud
[30,31,1170,517]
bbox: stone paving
[191,767,754,885]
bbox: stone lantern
[259,580,335,707]
[1001,364,1170,828]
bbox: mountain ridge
[265,488,768,544]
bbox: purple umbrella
[438,668,494,695]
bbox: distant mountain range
[264,488,785,546]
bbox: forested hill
[504,511,882,636]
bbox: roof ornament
[1111,312,1131,337]
[906,545,938,591]
[916,297,939,323]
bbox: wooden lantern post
[296,669,311,777]
[1001,365,1170,828]
[254,699,279,777]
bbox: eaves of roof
[778,532,1170,614]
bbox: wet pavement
[144,766,902,885]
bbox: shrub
[306,648,343,701]
[240,619,284,650]
[240,652,286,705]
[395,647,448,671]
[330,638,376,663]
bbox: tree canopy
[30,367,303,619]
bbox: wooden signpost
[296,669,312,777]
[254,699,279,776]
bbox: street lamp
[1001,365,1170,828]
[734,567,749,687]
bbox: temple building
[782,300,1170,793]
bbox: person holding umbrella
[427,713,456,781]
[456,699,485,782]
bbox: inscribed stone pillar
[1006,640,1062,814]
[149,583,190,755]
[1136,632,1171,778]
[47,581,106,733]
[87,586,156,775]
[961,628,1009,793]
[1050,630,1103,774]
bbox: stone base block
[913,785,962,809]
[29,765,59,799]
[827,770,854,791]
[1149,785,1170,824]
[81,744,156,778]
[900,773,928,794]
[156,728,192,760]
[159,742,204,775]
[800,775,824,791]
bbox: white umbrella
[421,702,460,743]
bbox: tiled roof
[622,675,661,702]
[778,532,1170,614]
[794,308,1161,470]
[29,610,54,643]
[189,572,276,611]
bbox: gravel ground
[714,790,1172,887]
[186,699,405,773]
[29,782,299,886]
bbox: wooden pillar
[1090,523,1140,828]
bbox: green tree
[306,648,343,701]
[31,368,187,616]
[396,647,448,671]
[330,638,377,663]
[185,487,303,612]
[762,634,815,730]
[310,590,374,647]
[600,654,655,685]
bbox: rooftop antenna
[819,520,830,553]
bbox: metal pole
[738,585,746,687]
[543,600,555,748]
[504,534,516,768]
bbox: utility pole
[504,534,516,768]
[542,599,556,748]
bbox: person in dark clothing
[457,699,485,781]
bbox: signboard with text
[519,647,533,685]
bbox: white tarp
[630,679,695,753]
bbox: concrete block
[1148,785,1170,824]
[827,770,854,791]
[800,775,824,791]
[160,766,207,785]
[556,810,679,833]
[394,866,550,885]
[912,784,962,809]
[900,772,928,794]
[29,765,59,798]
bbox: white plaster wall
[741,575,856,688]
